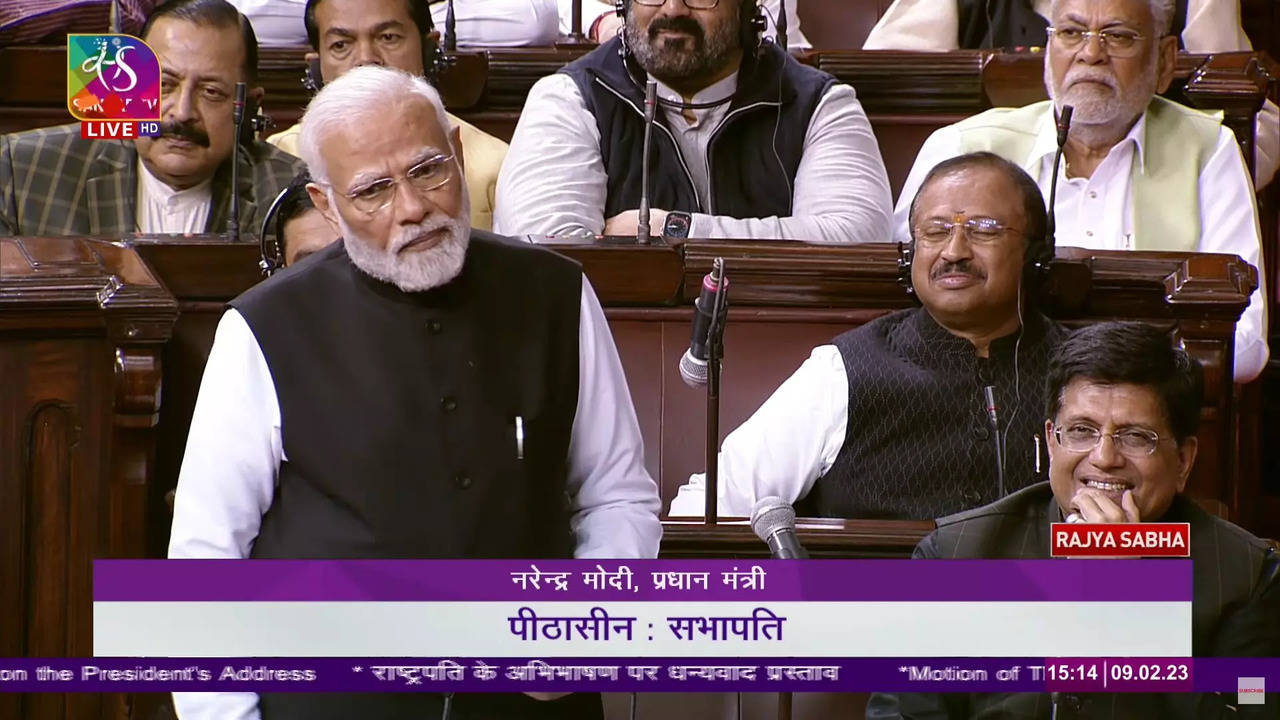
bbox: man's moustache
[1064,72,1116,91]
[648,17,705,43]
[157,122,210,147]
[931,261,986,280]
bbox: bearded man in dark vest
[169,65,661,720]
[493,0,893,244]
[670,152,1068,520]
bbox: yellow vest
[267,114,509,232]
[955,96,1222,251]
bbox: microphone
[679,258,727,388]
[1044,104,1073,254]
[751,497,808,559]
[1049,691,1082,719]
[637,80,657,244]
[444,0,457,52]
[228,82,247,243]
[983,385,1004,497]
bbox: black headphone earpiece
[258,184,291,277]
[1029,234,1054,280]
[896,240,916,296]
[740,0,767,60]
[258,172,311,277]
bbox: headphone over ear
[258,172,312,277]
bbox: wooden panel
[794,0,894,50]
[0,237,176,720]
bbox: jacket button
[426,319,442,334]
[441,396,458,412]
[455,474,472,489]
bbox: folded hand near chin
[1069,487,1141,523]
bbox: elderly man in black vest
[493,0,893,243]
[169,65,661,720]
[866,321,1280,718]
[671,152,1068,520]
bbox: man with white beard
[168,65,661,720]
[890,0,1268,384]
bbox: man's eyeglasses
[632,0,720,7]
[1046,26,1148,57]
[1051,423,1166,457]
[913,215,1019,246]
[331,153,456,215]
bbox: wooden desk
[0,236,176,720]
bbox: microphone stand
[1045,105,1074,245]
[983,385,1004,497]
[637,80,656,244]
[228,82,246,243]
[568,0,589,43]
[704,257,728,525]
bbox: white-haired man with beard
[168,65,661,720]
[891,0,1268,384]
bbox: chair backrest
[794,0,894,49]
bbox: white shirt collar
[1032,106,1149,175]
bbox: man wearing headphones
[494,0,893,243]
[264,0,511,231]
[671,152,1069,520]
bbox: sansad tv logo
[67,34,162,139]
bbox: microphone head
[1056,104,1074,146]
[233,82,247,119]
[751,497,796,543]
[678,350,708,388]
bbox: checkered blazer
[0,123,302,237]
[867,482,1280,719]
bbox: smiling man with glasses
[868,320,1280,719]
[671,152,1070,522]
[169,65,661,720]
[891,0,1268,385]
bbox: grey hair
[297,65,454,185]
[1049,0,1176,35]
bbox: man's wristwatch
[662,211,692,240]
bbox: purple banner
[93,560,1192,602]
[0,658,1273,693]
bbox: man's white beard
[1045,52,1158,135]
[339,194,471,293]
